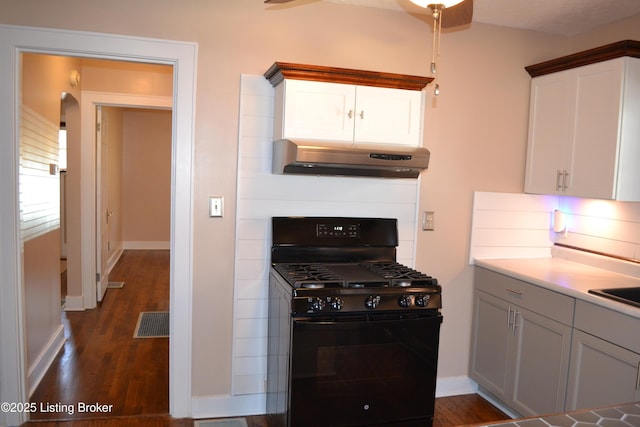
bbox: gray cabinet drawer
[475,267,575,326]
[574,300,640,354]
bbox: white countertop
[474,257,640,319]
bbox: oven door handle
[293,313,442,327]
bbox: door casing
[0,24,196,425]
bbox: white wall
[470,191,640,275]
[469,192,558,261]
[556,196,640,263]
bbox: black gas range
[267,217,442,427]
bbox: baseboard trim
[191,393,265,419]
[27,324,65,397]
[475,386,520,419]
[436,375,478,397]
[123,241,170,250]
[191,376,478,419]
[107,247,123,274]
[63,295,85,311]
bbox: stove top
[270,217,442,314]
[273,262,439,289]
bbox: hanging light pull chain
[430,4,443,95]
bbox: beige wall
[122,108,172,246]
[20,53,82,380]
[101,106,171,256]
[4,0,640,406]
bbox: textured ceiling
[324,0,640,36]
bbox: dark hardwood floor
[29,250,171,421]
[25,250,508,427]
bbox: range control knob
[308,297,326,312]
[398,295,414,308]
[415,294,431,307]
[330,297,344,311]
[364,295,381,309]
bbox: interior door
[96,106,109,301]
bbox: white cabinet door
[566,330,640,411]
[276,80,423,146]
[525,57,640,200]
[279,79,356,142]
[524,69,575,195]
[354,86,422,146]
[568,59,624,198]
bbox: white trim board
[27,325,65,398]
[0,24,197,424]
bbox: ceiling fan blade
[441,0,473,28]
[264,0,296,3]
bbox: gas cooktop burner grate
[273,262,438,289]
[362,263,439,287]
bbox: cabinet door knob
[359,110,365,119]
[347,109,353,119]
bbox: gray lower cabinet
[565,301,640,410]
[470,268,574,416]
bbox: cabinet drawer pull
[562,171,569,191]
[505,288,523,296]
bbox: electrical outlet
[209,196,223,217]
[422,211,435,231]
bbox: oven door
[290,313,442,427]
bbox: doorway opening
[19,49,180,419]
[21,53,174,421]
[0,26,196,425]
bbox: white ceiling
[325,0,640,36]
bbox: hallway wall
[122,108,172,249]
[20,53,82,394]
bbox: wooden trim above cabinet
[264,62,433,91]
[525,40,640,77]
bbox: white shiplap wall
[556,196,640,262]
[233,75,422,396]
[469,191,559,262]
[470,191,640,269]
[20,105,60,242]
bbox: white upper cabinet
[354,85,422,146]
[276,79,357,142]
[524,42,640,201]
[265,63,430,147]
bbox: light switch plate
[422,211,435,231]
[209,196,223,217]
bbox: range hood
[272,139,430,179]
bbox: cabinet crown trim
[264,62,433,91]
[525,40,640,77]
